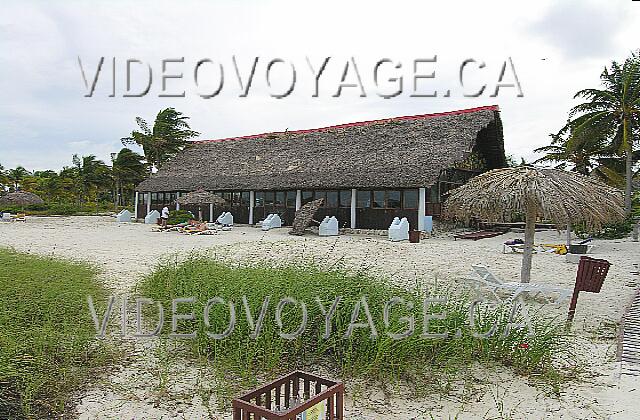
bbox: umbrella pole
[520,202,537,283]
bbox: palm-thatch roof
[0,191,45,207]
[137,106,506,192]
[290,198,324,236]
[444,166,624,283]
[176,189,227,206]
[443,166,625,228]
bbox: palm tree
[112,148,148,206]
[568,51,640,215]
[534,126,608,175]
[121,108,199,172]
[6,166,31,191]
[72,155,112,204]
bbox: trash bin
[409,230,420,243]
[232,371,344,420]
[569,244,588,254]
[575,256,610,293]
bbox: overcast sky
[1,0,638,171]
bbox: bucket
[569,244,588,254]
[409,230,420,243]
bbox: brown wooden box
[232,371,344,420]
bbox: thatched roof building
[136,105,506,229]
[139,105,505,192]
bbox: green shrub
[139,256,568,397]
[167,209,194,225]
[0,204,49,214]
[574,217,635,240]
[47,203,79,215]
[0,249,117,418]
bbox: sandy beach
[1,216,638,419]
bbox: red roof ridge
[193,105,499,144]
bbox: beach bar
[136,105,507,229]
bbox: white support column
[418,188,426,231]
[350,188,357,229]
[134,191,139,219]
[249,190,255,224]
[146,192,151,216]
[209,203,214,222]
[176,192,181,210]
[295,190,302,211]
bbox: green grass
[0,248,116,419]
[139,255,570,400]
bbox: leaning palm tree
[568,51,640,215]
[121,108,199,172]
[534,127,608,175]
[444,167,624,283]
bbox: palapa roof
[176,188,226,206]
[0,191,45,206]
[138,105,506,192]
[444,166,625,228]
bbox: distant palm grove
[1,53,638,218]
[0,108,198,214]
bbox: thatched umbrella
[0,191,45,211]
[176,188,226,221]
[290,198,325,236]
[444,166,624,283]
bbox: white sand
[1,216,638,419]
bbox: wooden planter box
[232,371,344,419]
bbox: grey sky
[1,0,638,171]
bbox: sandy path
[1,216,638,419]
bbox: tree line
[535,50,640,216]
[0,108,199,211]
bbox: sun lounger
[12,213,26,222]
[467,264,572,304]
[454,230,507,241]
[503,243,567,255]
[1,212,12,222]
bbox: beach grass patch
[0,248,116,419]
[138,255,570,398]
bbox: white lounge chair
[319,216,339,236]
[1,212,12,222]
[467,264,572,304]
[388,217,409,242]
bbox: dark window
[265,191,275,206]
[232,192,241,206]
[356,191,371,208]
[387,191,401,208]
[428,185,439,203]
[167,192,177,204]
[222,192,232,203]
[285,191,297,208]
[302,191,313,204]
[403,189,419,209]
[241,191,250,206]
[255,191,265,207]
[275,191,285,206]
[314,190,327,203]
[151,193,158,203]
[326,191,338,208]
[373,191,385,208]
[140,193,147,205]
[339,190,352,208]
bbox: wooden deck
[620,265,640,376]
